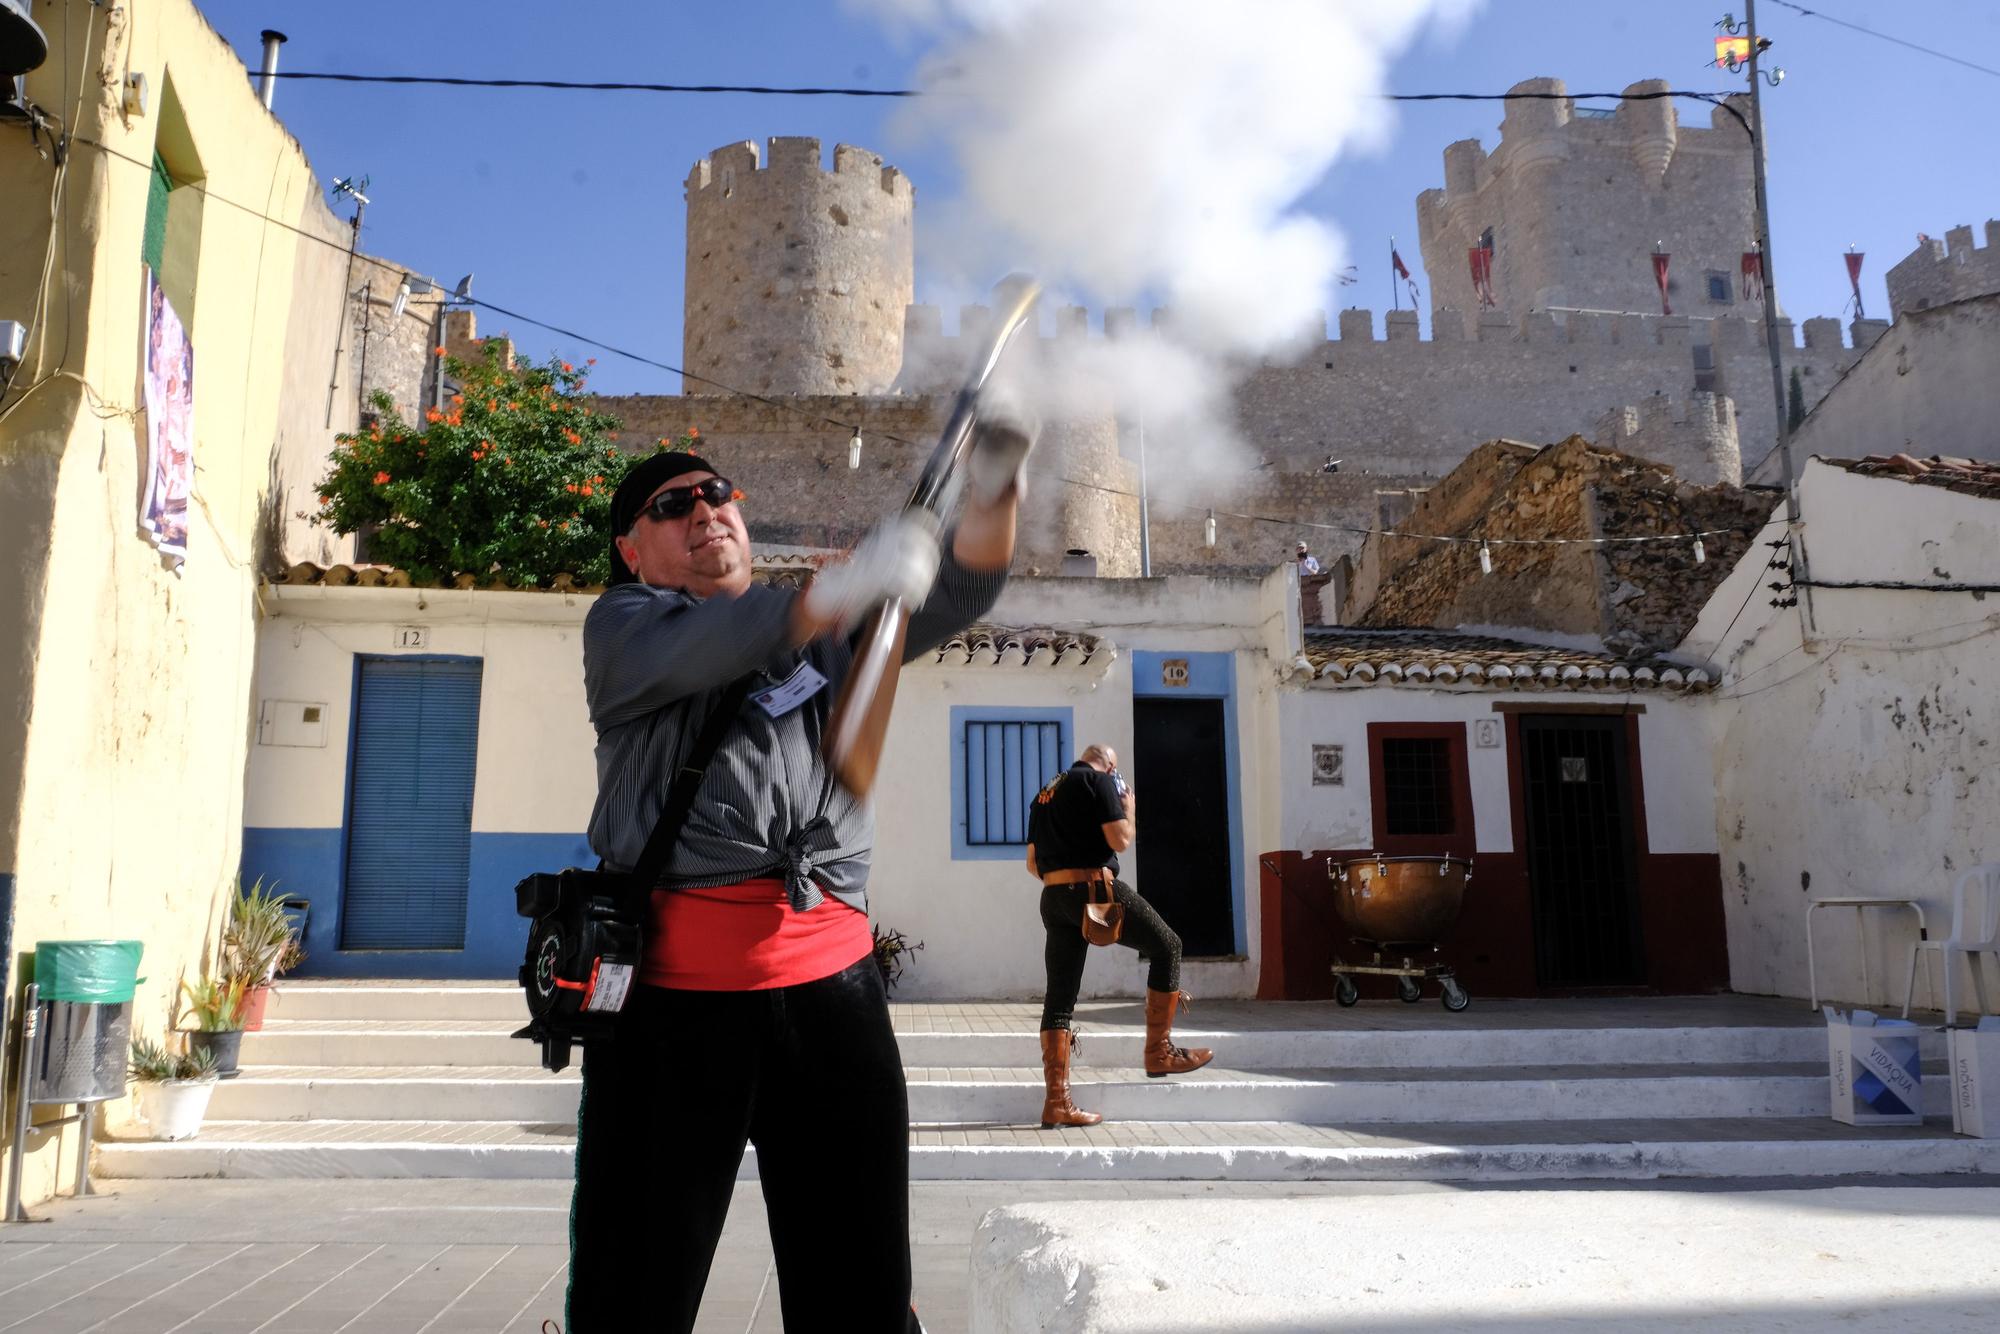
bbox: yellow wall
[0,0,362,1207]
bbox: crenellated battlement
[1885,218,2000,321]
[897,302,1871,357]
[684,137,912,199]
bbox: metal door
[1520,715,1644,987]
[1131,698,1235,957]
[341,657,482,950]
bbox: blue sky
[197,1,1998,395]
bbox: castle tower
[683,138,914,396]
[1416,78,1761,332]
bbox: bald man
[1025,743,1214,1128]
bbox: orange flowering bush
[313,343,696,585]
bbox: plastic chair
[1905,864,2000,1024]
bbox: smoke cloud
[854,0,1479,477]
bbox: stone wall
[1594,391,1741,486]
[592,393,1141,576]
[1416,79,1762,323]
[1885,221,2000,321]
[683,138,914,397]
[1344,437,1771,654]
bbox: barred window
[1381,737,1455,836]
[958,716,1068,849]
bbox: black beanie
[606,450,719,585]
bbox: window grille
[1381,737,1454,836]
[961,718,1067,847]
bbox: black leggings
[1039,879,1183,1031]
[566,957,920,1333]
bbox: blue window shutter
[341,657,482,950]
[959,716,1067,849]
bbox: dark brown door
[1131,698,1235,957]
[1520,715,1644,988]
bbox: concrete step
[94,1117,2000,1184]
[239,1020,1883,1071]
[265,985,521,1023]
[203,1061,1953,1125]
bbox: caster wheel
[1440,978,1471,1012]
[1334,976,1360,1007]
[1396,976,1422,1004]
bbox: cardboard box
[1947,1018,2000,1138]
[1825,1006,1924,1126]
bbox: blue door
[341,656,482,950]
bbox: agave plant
[129,1035,219,1083]
[224,876,296,986]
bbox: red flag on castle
[1845,247,1866,320]
[1741,246,1765,302]
[1391,241,1419,310]
[1652,249,1672,316]
[1467,246,1495,308]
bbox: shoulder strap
[628,675,758,899]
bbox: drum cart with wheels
[1326,854,1474,1012]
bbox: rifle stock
[824,597,910,797]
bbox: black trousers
[566,957,919,1333]
[1039,879,1183,1031]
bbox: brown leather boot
[1144,989,1214,1078]
[1039,1029,1102,1128]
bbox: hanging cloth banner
[1845,250,1866,320]
[1741,249,1765,302]
[1467,246,1496,308]
[1652,252,1672,316]
[141,267,194,566]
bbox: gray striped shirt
[582,551,1006,914]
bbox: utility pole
[1136,409,1152,577]
[1740,0,1814,628]
[325,176,369,428]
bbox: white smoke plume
[856,0,1480,477]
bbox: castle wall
[1884,222,2000,321]
[592,393,1141,577]
[1595,391,1741,487]
[683,138,914,397]
[1417,79,1763,324]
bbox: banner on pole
[1652,252,1672,316]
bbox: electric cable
[1764,0,2000,81]
[60,131,1758,557]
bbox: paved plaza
[8,1175,2000,1332]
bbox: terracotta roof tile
[929,625,1110,669]
[1833,454,2000,501]
[1297,628,1710,693]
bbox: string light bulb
[1204,509,1217,549]
[848,430,862,470]
[1478,540,1494,576]
[1692,535,1707,565]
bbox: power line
[250,70,1747,124]
[257,72,918,97]
[1763,1,2000,80]
[66,132,1752,560]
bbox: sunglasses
[638,476,741,522]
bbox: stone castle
[592,77,1961,578]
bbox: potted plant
[180,974,248,1079]
[871,925,925,994]
[224,877,297,1031]
[129,1035,219,1140]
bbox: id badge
[753,661,829,718]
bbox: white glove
[966,381,1040,504]
[804,512,942,633]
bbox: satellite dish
[0,0,49,78]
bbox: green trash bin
[30,940,145,1103]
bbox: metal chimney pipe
[258,30,286,109]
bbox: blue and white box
[1824,1006,1924,1126]
[1947,1017,2000,1138]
